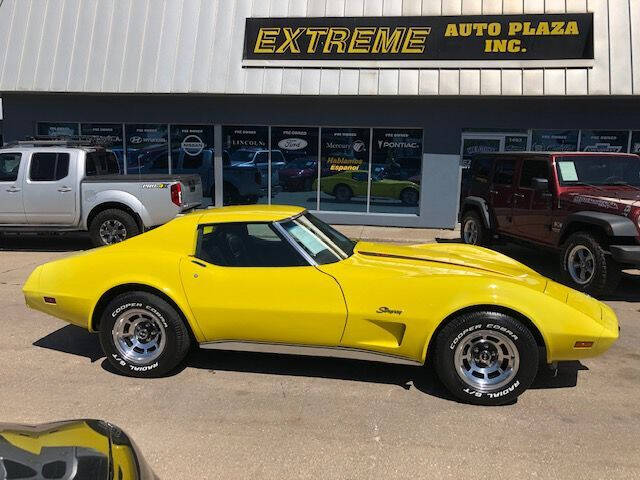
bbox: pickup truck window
[0,153,21,181]
[520,159,549,188]
[86,151,120,176]
[29,153,70,181]
[556,155,640,186]
[493,159,516,186]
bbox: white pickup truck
[0,144,202,246]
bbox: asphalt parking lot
[1,234,639,479]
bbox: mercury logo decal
[352,140,366,153]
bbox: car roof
[0,146,100,153]
[194,205,306,224]
[471,151,638,157]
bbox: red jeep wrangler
[460,152,640,295]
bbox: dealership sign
[244,14,593,64]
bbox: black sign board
[80,123,123,148]
[244,14,593,61]
[579,130,629,153]
[531,130,579,152]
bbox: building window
[319,127,370,213]
[36,122,79,138]
[80,123,125,173]
[125,124,169,174]
[369,128,423,215]
[579,130,629,153]
[222,126,269,205]
[531,130,578,151]
[170,125,215,198]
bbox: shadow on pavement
[0,233,93,252]
[33,324,104,362]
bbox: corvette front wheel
[98,292,191,378]
[433,311,539,406]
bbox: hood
[0,419,154,480]
[561,189,640,211]
[353,241,546,290]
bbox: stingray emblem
[376,306,403,315]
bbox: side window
[493,159,516,186]
[196,222,307,267]
[254,152,268,164]
[519,159,549,188]
[0,153,22,181]
[472,156,493,183]
[29,153,70,181]
[85,155,98,176]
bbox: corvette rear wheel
[99,292,191,378]
[433,311,539,406]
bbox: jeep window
[556,155,640,186]
[472,156,493,183]
[0,153,22,181]
[493,159,516,185]
[29,153,70,181]
[196,222,307,267]
[520,159,549,188]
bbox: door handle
[57,186,72,192]
[6,186,21,193]
[513,193,525,199]
[191,259,207,268]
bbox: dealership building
[1,0,639,228]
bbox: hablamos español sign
[243,14,593,62]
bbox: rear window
[86,150,120,176]
[30,152,69,181]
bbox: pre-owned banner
[244,13,593,61]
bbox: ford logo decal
[278,138,308,151]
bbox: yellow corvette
[23,206,618,405]
[0,419,154,479]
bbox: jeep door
[512,157,554,242]
[489,157,519,234]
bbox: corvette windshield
[279,213,355,264]
[556,155,640,186]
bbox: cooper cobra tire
[460,210,490,246]
[89,209,139,247]
[433,311,539,406]
[99,292,191,378]
[561,231,621,296]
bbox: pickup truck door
[179,222,347,346]
[0,152,27,224]
[489,157,519,234]
[23,151,78,225]
[512,158,554,242]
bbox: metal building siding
[0,0,636,96]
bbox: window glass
[30,153,70,181]
[370,128,422,215]
[196,222,307,267]
[37,122,79,138]
[579,130,629,153]
[556,155,640,186]
[171,125,214,199]
[80,124,125,173]
[0,153,22,181]
[270,126,319,210]
[493,159,516,185]
[531,130,578,152]
[505,136,528,151]
[472,156,493,182]
[303,212,355,257]
[319,127,370,213]
[631,131,640,154]
[85,151,121,176]
[222,126,269,206]
[519,159,549,188]
[125,124,169,175]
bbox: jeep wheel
[99,292,191,378]
[89,209,140,247]
[460,210,490,246]
[561,232,621,296]
[334,184,353,202]
[433,311,539,406]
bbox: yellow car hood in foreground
[353,241,547,291]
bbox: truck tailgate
[178,175,203,210]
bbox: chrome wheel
[454,330,519,392]
[463,218,479,244]
[567,245,595,285]
[99,219,127,244]
[112,308,166,364]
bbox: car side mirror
[531,177,549,191]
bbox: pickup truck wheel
[460,210,490,246]
[433,311,538,406]
[561,232,621,296]
[89,209,139,247]
[99,292,191,378]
